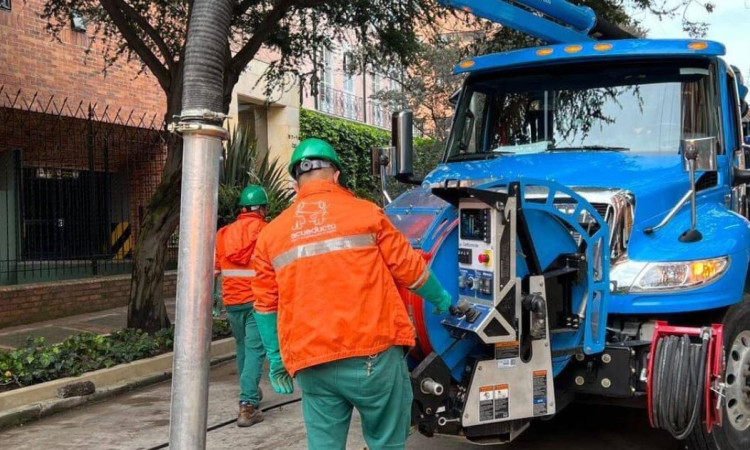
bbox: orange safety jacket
[215,212,267,307]
[252,179,429,376]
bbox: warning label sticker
[493,384,509,419]
[533,370,548,416]
[494,341,519,360]
[479,386,494,422]
[479,384,510,421]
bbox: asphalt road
[0,361,684,449]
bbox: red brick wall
[0,0,165,118]
[0,271,176,328]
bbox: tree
[42,0,440,332]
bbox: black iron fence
[316,85,392,129]
[0,86,176,285]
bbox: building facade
[0,1,299,292]
[300,45,396,130]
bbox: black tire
[687,295,750,450]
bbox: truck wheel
[687,296,750,450]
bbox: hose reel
[647,321,725,438]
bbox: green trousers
[295,346,413,450]
[226,304,266,406]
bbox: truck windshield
[445,60,720,161]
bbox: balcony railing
[316,85,392,129]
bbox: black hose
[651,334,709,440]
[145,398,303,450]
[590,16,635,40]
[181,0,234,123]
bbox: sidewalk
[0,359,681,450]
[0,299,177,350]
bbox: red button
[478,253,489,264]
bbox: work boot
[237,401,263,427]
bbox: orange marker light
[688,41,708,50]
[536,48,554,56]
[459,60,475,68]
[593,43,613,51]
[564,45,583,53]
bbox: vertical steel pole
[168,127,222,449]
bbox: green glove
[253,311,294,394]
[412,270,452,314]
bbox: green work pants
[226,304,266,406]
[295,346,413,450]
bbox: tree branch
[227,0,331,79]
[234,0,257,16]
[112,0,176,71]
[99,0,171,91]
[226,0,291,85]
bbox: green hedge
[299,109,447,202]
[0,319,233,392]
[299,109,386,201]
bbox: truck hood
[424,152,691,223]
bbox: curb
[0,337,236,430]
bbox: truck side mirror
[371,146,398,177]
[681,137,717,173]
[392,110,420,185]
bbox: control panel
[457,205,494,306]
[443,196,520,345]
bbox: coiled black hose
[651,334,709,440]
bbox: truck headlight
[610,256,729,292]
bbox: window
[446,61,720,160]
[342,46,356,119]
[319,48,334,114]
[372,72,382,94]
[0,0,10,11]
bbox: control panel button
[478,252,490,265]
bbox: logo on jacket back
[291,201,336,240]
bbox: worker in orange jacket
[214,185,268,428]
[252,138,452,449]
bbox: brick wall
[0,271,177,328]
[0,0,166,118]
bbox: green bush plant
[299,109,446,203]
[299,109,387,202]
[0,319,233,392]
[218,126,295,227]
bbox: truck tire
[687,296,750,450]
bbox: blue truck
[377,1,750,448]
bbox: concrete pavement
[0,358,683,450]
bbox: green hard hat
[238,185,268,207]
[288,138,342,177]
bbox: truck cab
[385,37,750,449]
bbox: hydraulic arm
[438,0,634,43]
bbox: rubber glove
[253,311,294,394]
[412,270,452,314]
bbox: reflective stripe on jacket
[251,179,427,376]
[215,212,266,306]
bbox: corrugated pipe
[181,0,234,123]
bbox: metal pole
[168,127,222,449]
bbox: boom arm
[439,0,634,44]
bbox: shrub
[218,127,295,227]
[0,319,233,391]
[299,109,387,202]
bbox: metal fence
[0,86,176,285]
[317,85,392,129]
